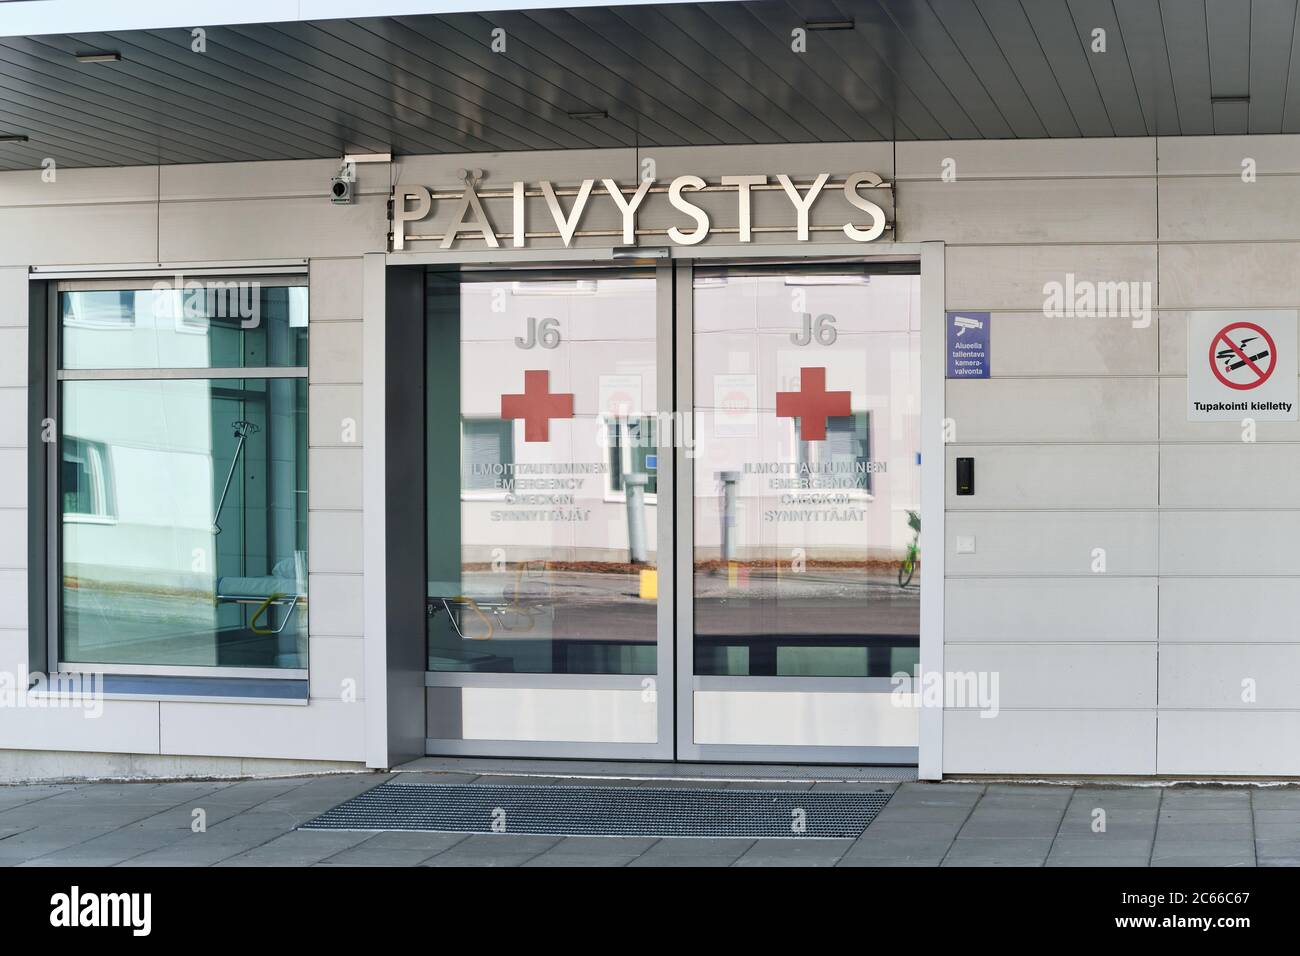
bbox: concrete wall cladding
[0,161,378,774]
[0,134,1297,775]
[900,136,1300,776]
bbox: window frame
[793,409,875,501]
[60,435,117,524]
[459,416,516,501]
[603,415,660,504]
[47,273,310,681]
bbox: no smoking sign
[1189,310,1297,421]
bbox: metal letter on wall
[388,172,894,252]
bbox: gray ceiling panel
[1018,0,1115,135]
[924,0,1049,137]
[1246,0,1296,133]
[1161,0,1216,135]
[1111,0,1181,137]
[876,0,1015,137]
[1064,0,1149,135]
[969,0,1084,137]
[0,0,1289,170]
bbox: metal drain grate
[301,783,892,839]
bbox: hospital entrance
[420,259,922,763]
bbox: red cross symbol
[501,369,574,442]
[776,367,851,441]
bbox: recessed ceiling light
[805,19,855,31]
[0,134,29,144]
[567,110,608,121]
[75,52,121,63]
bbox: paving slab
[215,830,373,866]
[0,771,1294,867]
[522,836,656,867]
[421,833,563,867]
[732,838,854,867]
[941,838,1054,866]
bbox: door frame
[670,248,942,767]
[382,241,944,772]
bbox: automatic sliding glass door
[424,267,674,758]
[679,261,922,763]
[420,259,921,764]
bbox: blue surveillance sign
[946,311,990,379]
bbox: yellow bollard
[639,569,658,600]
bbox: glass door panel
[686,263,921,758]
[427,271,662,674]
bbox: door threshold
[397,756,916,783]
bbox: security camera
[331,160,357,204]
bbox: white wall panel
[307,572,364,637]
[990,311,1158,376]
[0,509,24,568]
[1161,511,1300,574]
[159,700,364,761]
[308,384,363,447]
[0,266,27,326]
[309,257,364,321]
[0,700,161,755]
[309,492,364,574]
[1160,176,1300,241]
[1159,242,1300,308]
[899,178,1154,244]
[1160,577,1300,643]
[946,378,1158,442]
[0,389,26,447]
[308,636,365,701]
[0,204,157,267]
[0,627,25,684]
[0,328,27,387]
[1156,134,1300,176]
[308,448,363,512]
[651,142,895,179]
[0,166,158,206]
[946,577,1156,642]
[161,158,389,201]
[945,444,1156,510]
[1158,711,1300,775]
[1160,644,1300,709]
[0,568,24,630]
[946,511,1158,576]
[944,709,1156,775]
[1161,444,1300,508]
[0,449,25,508]
[946,244,1157,311]
[159,195,386,261]
[897,137,1154,179]
[945,643,1155,709]
[308,320,363,384]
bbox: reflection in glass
[62,284,308,370]
[692,268,921,678]
[426,272,659,675]
[60,378,308,668]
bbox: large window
[56,280,309,673]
